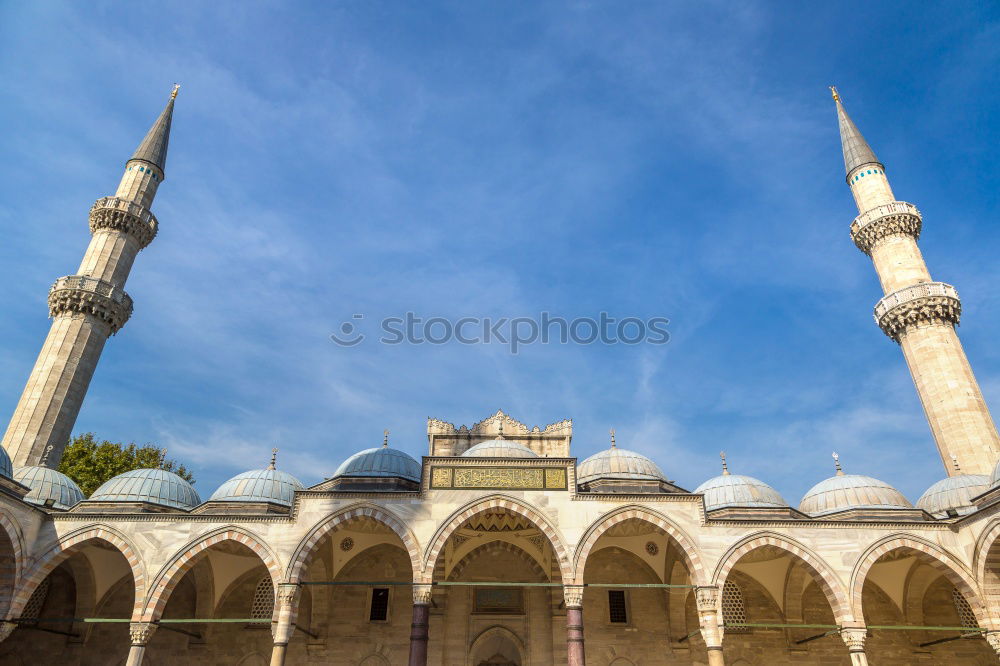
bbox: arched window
[22,578,50,622]
[249,577,275,620]
[952,588,978,628]
[721,580,749,633]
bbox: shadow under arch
[422,494,571,583]
[0,510,24,619]
[850,534,988,627]
[448,541,549,582]
[469,624,525,666]
[573,505,707,586]
[140,525,281,622]
[712,531,852,623]
[285,503,422,583]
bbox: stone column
[564,585,585,666]
[408,583,433,666]
[0,621,15,643]
[125,622,157,666]
[696,586,725,666]
[985,631,1000,657]
[840,626,869,665]
[269,583,301,666]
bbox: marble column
[408,583,433,666]
[840,626,869,665]
[564,585,586,666]
[270,583,301,666]
[696,586,725,666]
[125,622,157,666]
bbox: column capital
[412,583,434,606]
[986,630,1000,655]
[563,584,584,609]
[129,621,158,646]
[696,585,720,612]
[840,626,867,652]
[276,582,301,606]
[0,621,16,643]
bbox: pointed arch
[448,541,548,582]
[850,535,987,627]
[469,625,524,666]
[973,518,1000,620]
[286,504,422,583]
[573,505,706,586]
[422,495,571,582]
[141,526,281,622]
[712,531,851,623]
[8,525,145,621]
[0,510,24,619]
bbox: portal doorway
[469,626,523,666]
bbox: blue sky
[1,2,999,504]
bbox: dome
[334,446,421,482]
[916,474,990,518]
[13,466,84,510]
[210,468,304,506]
[695,473,787,511]
[799,473,912,516]
[91,468,201,510]
[0,447,12,479]
[461,440,538,458]
[577,446,667,484]
[991,458,1000,486]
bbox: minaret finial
[269,447,278,470]
[720,451,729,476]
[383,430,389,448]
[171,83,180,100]
[609,428,617,449]
[39,445,54,468]
[951,454,962,474]
[495,419,505,441]
[832,451,844,476]
[830,86,840,102]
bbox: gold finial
[269,447,278,470]
[832,451,844,476]
[830,86,840,102]
[951,454,962,474]
[170,83,180,100]
[720,451,729,476]
[609,428,617,449]
[40,444,54,468]
[383,430,389,448]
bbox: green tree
[57,433,195,497]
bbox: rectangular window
[473,587,523,614]
[608,590,627,624]
[369,588,390,622]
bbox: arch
[712,532,851,623]
[286,504,421,583]
[573,505,706,585]
[0,510,24,619]
[448,541,548,582]
[424,495,571,582]
[973,518,1000,619]
[850,535,988,627]
[10,525,146,621]
[469,625,524,666]
[141,526,281,621]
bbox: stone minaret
[834,87,1000,475]
[2,87,178,467]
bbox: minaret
[833,87,1000,475]
[2,87,178,467]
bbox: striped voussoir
[141,528,281,622]
[447,540,549,581]
[714,534,851,623]
[286,505,422,584]
[424,498,570,583]
[572,507,706,586]
[850,536,987,627]
[10,527,145,621]
[0,512,22,617]
[976,522,1000,626]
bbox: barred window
[722,581,749,633]
[608,590,628,624]
[369,588,390,622]
[250,578,275,620]
[22,579,50,621]
[952,588,978,628]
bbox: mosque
[0,85,999,666]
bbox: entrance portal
[470,626,522,666]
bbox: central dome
[91,468,201,510]
[577,447,666,484]
[461,440,538,458]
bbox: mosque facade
[0,87,1000,666]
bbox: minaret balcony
[48,275,133,334]
[874,281,961,341]
[850,201,921,255]
[89,196,158,249]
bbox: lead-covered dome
[461,440,538,458]
[577,446,667,484]
[799,471,911,516]
[91,468,201,509]
[334,446,421,482]
[695,465,787,511]
[916,474,990,518]
[0,446,12,479]
[14,466,84,510]
[211,469,304,505]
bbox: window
[250,577,274,620]
[473,587,523,614]
[722,581,749,633]
[608,590,628,624]
[952,588,978,628]
[22,579,50,622]
[369,587,390,622]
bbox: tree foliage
[57,433,195,497]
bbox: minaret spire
[831,86,881,179]
[1,88,179,467]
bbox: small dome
[14,466,84,510]
[91,468,200,509]
[799,473,912,516]
[334,446,421,482]
[461,440,538,458]
[0,447,12,479]
[916,474,990,518]
[210,468,304,506]
[577,447,667,484]
[695,473,787,511]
